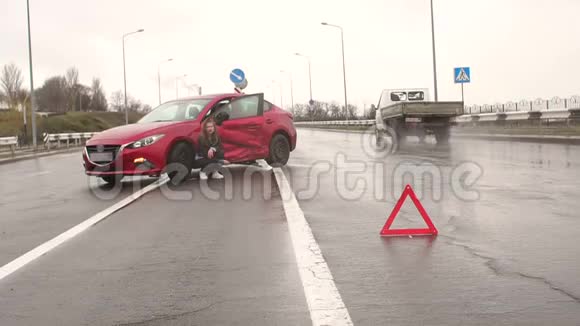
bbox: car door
[214,93,267,162]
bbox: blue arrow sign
[454,67,470,83]
[230,68,245,84]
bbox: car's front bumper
[82,143,166,177]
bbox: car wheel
[166,142,193,184]
[101,175,123,185]
[266,134,290,167]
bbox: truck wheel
[266,134,290,167]
[375,129,384,147]
[434,126,450,145]
[166,142,193,184]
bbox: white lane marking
[0,176,169,281]
[273,168,353,326]
[23,171,52,178]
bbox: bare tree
[109,90,124,112]
[89,78,107,111]
[346,104,358,120]
[141,104,152,113]
[35,76,68,112]
[65,67,79,111]
[0,63,24,110]
[329,103,341,119]
[128,96,142,112]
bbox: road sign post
[230,68,247,93]
[454,67,470,108]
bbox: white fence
[43,132,99,150]
[465,96,580,114]
[296,108,578,127]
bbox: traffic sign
[454,67,470,83]
[230,68,245,84]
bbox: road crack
[440,234,580,304]
[114,300,223,326]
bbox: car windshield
[138,99,211,123]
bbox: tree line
[0,63,150,114]
[289,101,376,121]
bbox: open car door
[212,93,267,162]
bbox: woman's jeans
[192,158,226,173]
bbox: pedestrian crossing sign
[454,67,470,83]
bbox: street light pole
[122,28,144,125]
[430,0,439,102]
[157,58,173,105]
[322,22,349,121]
[294,53,313,103]
[26,0,37,147]
[176,74,187,99]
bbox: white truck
[374,88,464,146]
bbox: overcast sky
[2,0,580,113]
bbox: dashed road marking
[0,176,169,281]
[273,168,353,326]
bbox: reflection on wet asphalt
[285,128,580,325]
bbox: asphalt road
[284,129,580,325]
[0,129,579,325]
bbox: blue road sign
[230,68,245,84]
[454,67,470,83]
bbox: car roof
[176,93,241,101]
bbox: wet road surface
[0,129,579,325]
[0,152,156,266]
[283,129,580,325]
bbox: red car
[83,93,297,184]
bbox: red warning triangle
[380,184,438,237]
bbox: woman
[196,118,230,180]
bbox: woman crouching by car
[195,118,230,180]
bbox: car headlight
[129,134,165,149]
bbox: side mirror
[214,111,229,125]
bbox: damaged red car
[82,93,296,184]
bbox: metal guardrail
[295,120,375,126]
[43,132,99,150]
[0,136,18,155]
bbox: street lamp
[294,53,313,104]
[430,0,439,101]
[280,70,294,111]
[175,74,187,99]
[25,0,37,146]
[122,28,144,125]
[321,22,349,121]
[157,58,173,104]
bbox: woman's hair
[201,118,219,145]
